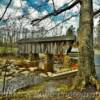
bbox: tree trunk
[78,0,96,85]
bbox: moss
[57,84,70,92]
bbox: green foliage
[56,84,70,92]
[0,47,18,54]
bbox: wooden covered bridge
[17,34,76,55]
[17,34,77,73]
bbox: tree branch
[93,8,100,16]
[37,14,78,37]
[52,0,56,11]
[46,14,78,32]
[0,0,12,21]
[31,0,80,24]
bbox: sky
[0,0,100,36]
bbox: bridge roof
[18,35,76,44]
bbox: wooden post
[39,43,42,53]
[32,44,35,54]
[50,42,53,54]
[44,53,54,73]
[33,53,39,67]
[52,42,54,54]
[41,43,44,53]
[54,42,57,54]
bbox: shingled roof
[17,35,76,44]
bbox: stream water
[95,54,100,65]
[95,54,100,78]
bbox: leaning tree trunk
[78,0,96,85]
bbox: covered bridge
[17,34,76,55]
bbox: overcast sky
[0,0,100,36]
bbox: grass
[17,83,46,93]
[94,47,100,51]
[9,81,71,100]
[0,47,18,54]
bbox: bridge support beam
[33,53,39,67]
[44,53,54,73]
